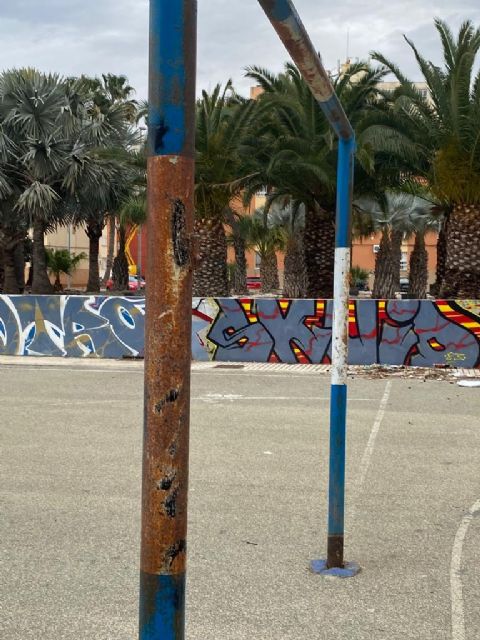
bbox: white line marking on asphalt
[357,380,393,488]
[191,394,376,403]
[350,380,392,526]
[2,395,378,407]
[450,499,480,640]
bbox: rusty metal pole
[139,1,197,638]
[257,0,359,576]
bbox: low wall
[0,295,479,367]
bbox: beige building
[45,225,109,289]
[377,80,430,102]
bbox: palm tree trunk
[112,226,129,291]
[408,233,428,298]
[391,228,402,294]
[53,271,63,292]
[441,204,480,298]
[193,218,229,297]
[283,235,307,298]
[0,245,4,291]
[260,249,279,293]
[3,245,20,294]
[86,221,103,293]
[231,235,247,295]
[13,241,25,293]
[31,220,53,294]
[101,214,116,285]
[373,228,402,299]
[431,216,448,296]
[0,231,24,294]
[303,207,335,298]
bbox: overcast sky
[1,1,479,99]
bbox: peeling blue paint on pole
[141,1,197,638]
[148,0,196,158]
[257,0,358,573]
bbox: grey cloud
[0,0,479,99]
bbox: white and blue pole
[257,0,359,575]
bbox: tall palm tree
[0,69,134,294]
[77,73,140,288]
[72,159,129,292]
[0,70,76,293]
[245,62,389,298]
[370,19,480,297]
[194,82,257,296]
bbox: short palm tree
[404,202,442,298]
[269,202,307,298]
[46,248,86,291]
[226,208,251,295]
[244,210,285,293]
[113,192,147,290]
[370,19,480,297]
[356,192,415,299]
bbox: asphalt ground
[1,358,479,640]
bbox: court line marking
[350,380,392,525]
[357,380,393,489]
[1,395,378,406]
[450,499,480,640]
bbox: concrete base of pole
[310,559,361,578]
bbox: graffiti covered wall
[0,295,479,367]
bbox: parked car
[106,275,146,292]
[246,275,261,291]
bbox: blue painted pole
[257,0,358,572]
[140,1,197,638]
[327,136,355,568]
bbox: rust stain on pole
[141,1,197,635]
[142,159,194,568]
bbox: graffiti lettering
[0,295,478,368]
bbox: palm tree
[194,82,257,296]
[69,154,133,292]
[245,62,389,298]
[0,69,135,294]
[357,193,415,299]
[404,202,443,298]
[46,248,86,291]
[244,210,284,293]
[226,208,251,295]
[112,193,147,290]
[0,70,74,293]
[269,202,307,298]
[77,73,140,287]
[370,19,480,297]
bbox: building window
[400,251,408,271]
[255,252,261,270]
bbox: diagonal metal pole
[140,1,197,638]
[257,0,358,574]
